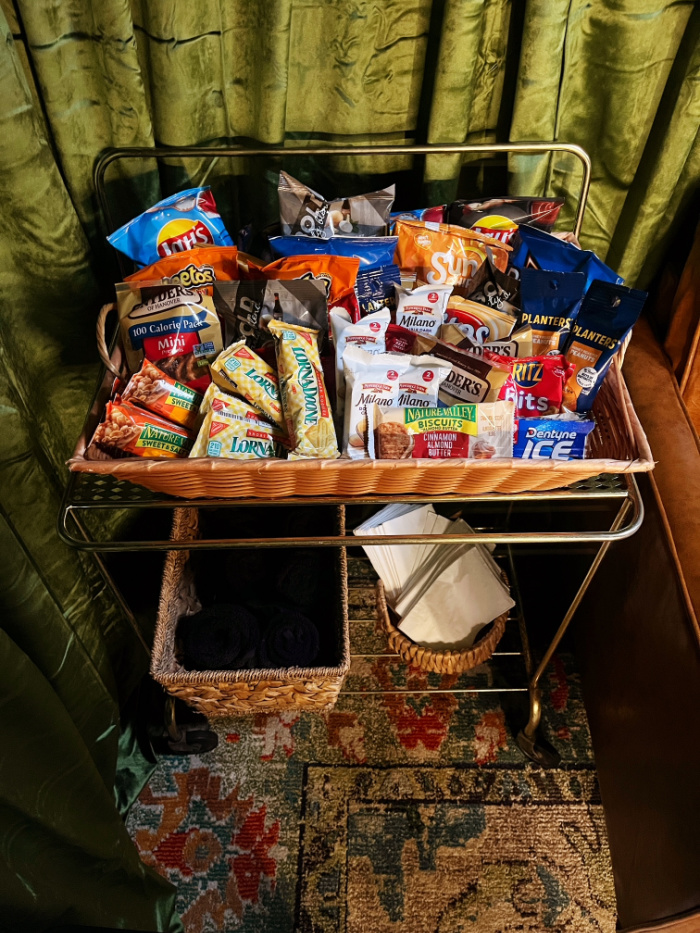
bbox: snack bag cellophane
[395,219,511,287]
[125,246,240,287]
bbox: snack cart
[59,142,653,767]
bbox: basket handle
[97,302,125,379]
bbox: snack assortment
[89,174,647,465]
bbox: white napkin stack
[354,505,514,650]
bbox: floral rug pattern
[127,558,615,932]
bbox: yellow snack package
[192,385,288,456]
[209,340,287,434]
[190,407,283,460]
[268,321,339,460]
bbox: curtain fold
[0,1,697,930]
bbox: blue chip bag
[108,187,233,267]
[269,235,398,270]
[510,225,622,290]
[514,417,596,460]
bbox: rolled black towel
[178,604,260,671]
[257,609,320,669]
[274,549,322,608]
[224,548,269,589]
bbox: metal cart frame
[60,141,643,767]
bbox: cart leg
[517,497,633,766]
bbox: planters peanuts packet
[510,225,622,290]
[108,187,233,267]
[514,418,595,460]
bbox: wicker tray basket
[68,311,654,499]
[376,577,509,674]
[151,507,350,715]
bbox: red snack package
[498,355,574,418]
[385,323,418,354]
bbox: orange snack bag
[88,400,193,459]
[125,246,240,287]
[395,219,510,287]
[240,254,360,306]
[121,359,203,429]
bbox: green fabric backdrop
[0,1,697,930]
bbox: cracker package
[562,281,646,413]
[394,219,510,287]
[210,341,287,433]
[368,401,515,459]
[342,348,451,458]
[278,171,395,238]
[519,269,586,356]
[190,407,283,460]
[444,295,517,344]
[87,400,193,459]
[116,282,223,392]
[121,359,203,429]
[125,246,240,288]
[394,284,453,337]
[195,383,289,453]
[268,320,339,460]
[447,324,533,360]
[498,354,574,418]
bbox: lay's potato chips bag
[395,219,511,287]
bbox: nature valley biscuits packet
[210,340,287,434]
[125,246,240,287]
[444,295,517,344]
[368,401,515,459]
[394,219,510,287]
[116,282,223,393]
[394,284,453,337]
[121,359,203,429]
[268,321,339,460]
[190,407,283,460]
[87,401,193,460]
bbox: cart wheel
[516,729,561,768]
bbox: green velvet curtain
[0,1,697,930]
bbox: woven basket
[151,507,350,715]
[376,576,509,674]
[69,305,654,499]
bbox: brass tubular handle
[94,142,592,241]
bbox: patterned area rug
[127,558,616,932]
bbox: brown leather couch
[576,226,700,932]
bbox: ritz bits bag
[268,321,339,460]
[394,219,511,287]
